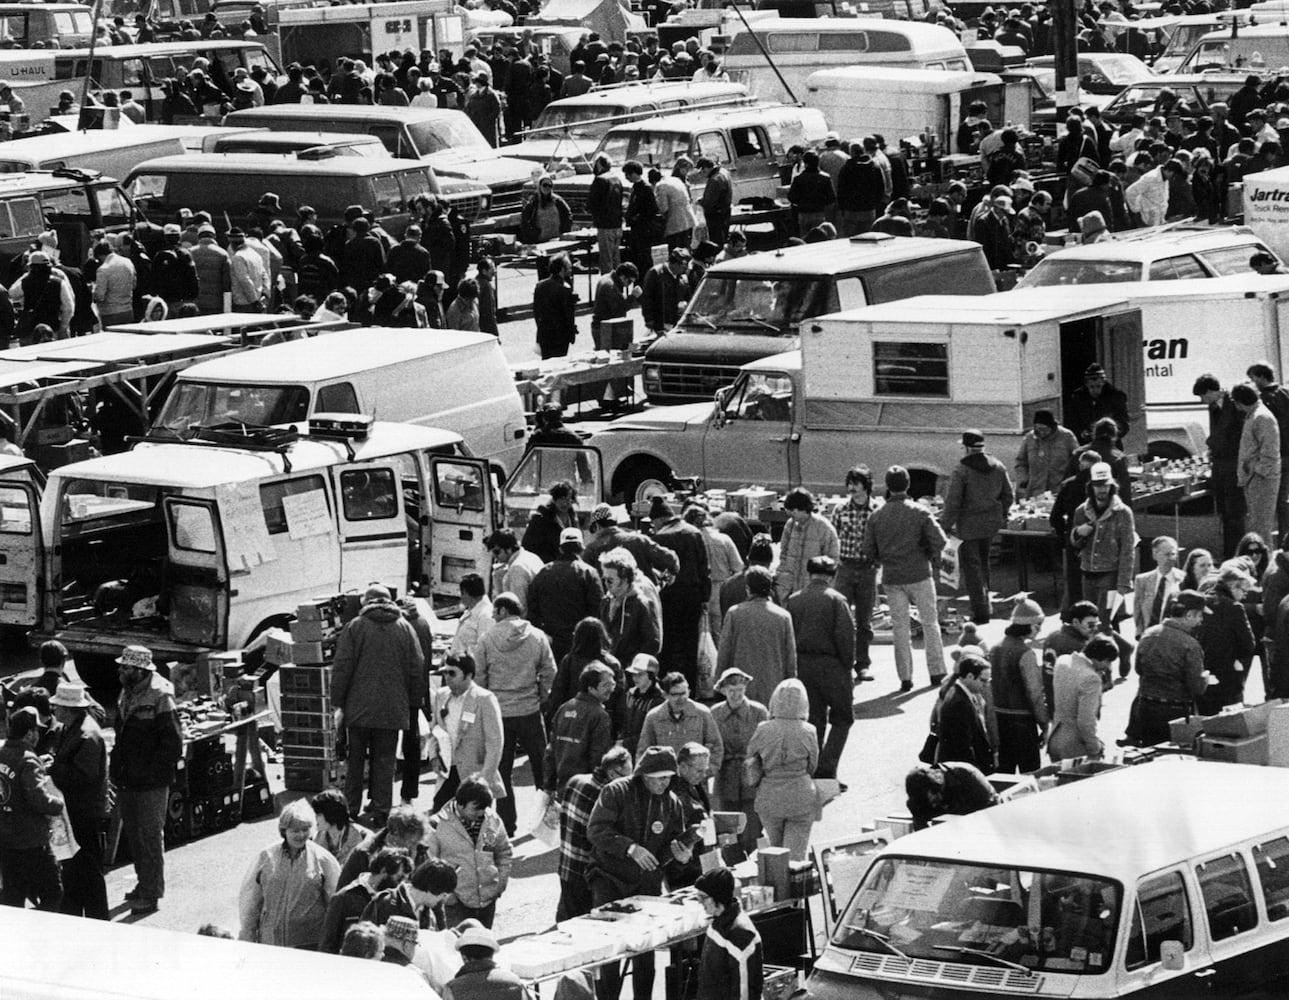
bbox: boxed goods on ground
[1199,732,1269,766]
[1203,700,1286,739]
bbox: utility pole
[1052,0,1080,119]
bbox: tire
[615,458,672,508]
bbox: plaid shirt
[558,768,608,884]
[832,498,876,561]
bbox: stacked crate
[280,598,344,793]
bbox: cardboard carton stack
[277,597,346,792]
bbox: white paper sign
[215,482,277,570]
[882,866,956,912]
[282,489,332,540]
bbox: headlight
[643,364,660,389]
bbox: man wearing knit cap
[943,430,1015,625]
[989,597,1049,773]
[1014,409,1077,498]
[583,503,679,586]
[331,585,425,827]
[588,745,700,1000]
[694,866,764,1000]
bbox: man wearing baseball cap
[1130,590,1214,746]
[1070,461,1137,638]
[526,525,603,667]
[943,429,1015,626]
[111,644,181,914]
[588,745,700,1000]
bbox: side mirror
[1159,940,1184,971]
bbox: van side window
[0,483,33,534]
[316,383,359,414]
[120,58,146,87]
[370,124,407,158]
[260,474,327,535]
[10,197,45,239]
[341,469,398,520]
[1254,837,1289,920]
[1199,244,1267,276]
[1126,871,1192,969]
[40,186,90,223]
[1197,853,1258,941]
[96,187,131,228]
[372,174,403,215]
[1148,255,1208,281]
[399,170,433,206]
[0,14,26,42]
[730,126,764,160]
[696,132,730,163]
[433,461,485,511]
[168,501,217,553]
[873,341,949,397]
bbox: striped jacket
[697,901,764,1000]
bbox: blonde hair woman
[238,798,340,948]
[744,679,818,861]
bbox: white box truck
[589,287,1146,502]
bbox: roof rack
[132,422,299,471]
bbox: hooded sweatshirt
[475,617,557,717]
[943,450,1015,541]
[330,597,426,730]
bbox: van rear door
[331,461,407,593]
[503,445,604,535]
[162,497,228,647]
[0,471,43,628]
[426,455,495,605]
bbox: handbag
[918,732,940,765]
[743,753,763,789]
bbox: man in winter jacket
[943,429,1015,625]
[1234,381,1282,545]
[774,487,841,601]
[694,866,764,1000]
[521,481,578,565]
[48,680,109,919]
[442,920,529,1000]
[319,847,412,953]
[111,644,182,913]
[425,776,513,927]
[150,224,200,311]
[543,662,614,795]
[1070,463,1137,634]
[588,745,701,1000]
[190,224,231,314]
[1014,409,1078,498]
[588,152,624,273]
[640,248,690,337]
[532,252,578,359]
[331,585,426,827]
[0,707,65,910]
[474,592,557,835]
[650,497,710,688]
[557,746,632,920]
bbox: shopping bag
[691,203,709,247]
[526,790,561,850]
[940,537,961,591]
[696,620,717,699]
[50,804,79,862]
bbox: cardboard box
[290,619,334,643]
[292,640,328,665]
[262,628,294,666]
[758,847,791,901]
[296,598,337,623]
[1204,700,1285,739]
[1199,733,1269,766]
[1169,715,1209,747]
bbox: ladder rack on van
[134,423,301,471]
[519,95,757,138]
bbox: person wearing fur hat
[331,585,426,827]
[1070,462,1137,636]
[588,744,700,1000]
[943,430,1015,625]
[111,644,182,914]
[988,597,1049,772]
[694,866,764,1000]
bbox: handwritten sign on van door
[282,488,332,540]
[216,482,277,570]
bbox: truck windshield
[1016,259,1142,286]
[679,275,838,336]
[835,857,1121,976]
[154,381,310,434]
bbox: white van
[0,126,235,178]
[807,758,1289,1000]
[1177,21,1289,72]
[153,329,530,474]
[1,905,440,1000]
[17,417,500,661]
[722,17,971,103]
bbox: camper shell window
[874,341,949,397]
[316,383,359,414]
[260,474,327,535]
[835,857,1121,974]
[341,469,397,520]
